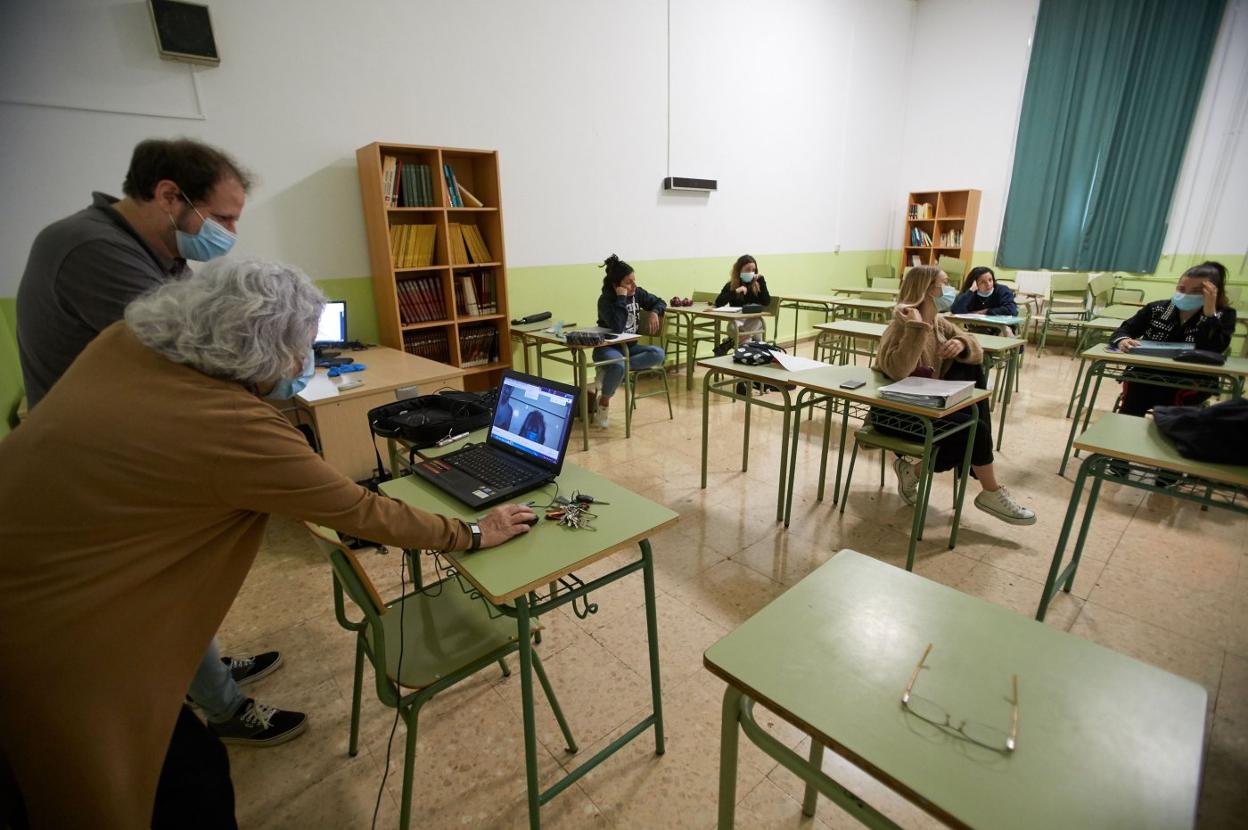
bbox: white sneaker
[593,407,610,429]
[892,457,919,506]
[974,486,1036,526]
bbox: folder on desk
[878,377,974,408]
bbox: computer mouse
[522,515,540,526]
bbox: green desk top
[704,550,1206,830]
[524,329,640,349]
[1077,317,1127,332]
[697,355,990,418]
[814,322,1022,354]
[1080,343,1248,378]
[668,302,766,319]
[774,292,846,305]
[1075,413,1248,487]
[829,297,896,311]
[1099,304,1142,319]
[379,460,679,604]
[947,313,1026,326]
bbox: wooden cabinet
[356,142,511,391]
[901,189,981,273]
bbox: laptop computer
[409,369,579,508]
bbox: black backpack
[1152,398,1248,464]
[368,390,494,449]
[732,341,785,365]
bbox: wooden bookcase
[900,189,981,274]
[356,142,511,391]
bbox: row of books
[390,224,436,268]
[939,228,963,247]
[397,276,448,324]
[459,324,499,368]
[449,223,493,265]
[402,330,450,363]
[382,158,435,208]
[456,269,499,316]
[909,226,934,247]
[907,202,934,219]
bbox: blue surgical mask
[174,193,237,261]
[976,289,994,298]
[740,272,756,284]
[266,349,316,400]
[934,285,956,312]
[1171,292,1203,312]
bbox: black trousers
[151,705,237,829]
[1119,372,1213,417]
[876,361,994,473]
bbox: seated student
[593,254,666,428]
[933,269,957,313]
[712,254,771,355]
[1109,261,1237,416]
[0,258,537,829]
[876,265,1036,525]
[951,266,1018,317]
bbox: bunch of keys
[545,500,598,531]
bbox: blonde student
[712,254,771,355]
[875,265,1036,525]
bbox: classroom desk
[667,303,767,391]
[508,320,577,374]
[812,321,1023,451]
[526,329,640,452]
[696,355,988,569]
[1039,414,1248,621]
[707,550,1207,830]
[1060,343,1248,475]
[380,463,679,830]
[944,313,1026,337]
[294,346,465,481]
[774,293,845,353]
[1063,317,1127,418]
[832,285,900,299]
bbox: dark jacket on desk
[1109,300,1236,353]
[597,287,666,334]
[950,284,1018,317]
[713,275,771,309]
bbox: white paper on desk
[771,352,829,372]
[713,305,743,313]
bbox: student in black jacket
[950,266,1018,316]
[1109,261,1237,416]
[592,254,666,428]
[712,254,771,355]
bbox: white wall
[0,0,914,295]
[901,0,1248,262]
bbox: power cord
[372,547,408,828]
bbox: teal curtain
[998,0,1226,272]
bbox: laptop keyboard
[448,446,535,489]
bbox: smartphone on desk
[839,379,866,390]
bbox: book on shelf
[402,330,451,363]
[461,224,492,263]
[443,164,463,207]
[459,274,480,316]
[457,181,484,207]
[447,223,471,265]
[456,268,498,316]
[878,376,974,409]
[390,224,437,268]
[907,202,933,219]
[384,158,436,207]
[381,156,398,208]
[458,324,499,368]
[910,255,921,267]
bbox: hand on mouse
[477,504,537,548]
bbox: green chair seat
[853,425,923,456]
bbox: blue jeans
[593,343,665,398]
[187,637,245,723]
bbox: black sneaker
[220,651,283,686]
[735,381,749,396]
[713,339,734,357]
[209,699,307,747]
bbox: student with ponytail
[592,254,666,428]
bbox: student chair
[1038,273,1091,353]
[662,291,718,370]
[628,312,674,420]
[865,264,896,286]
[303,523,577,830]
[937,256,966,288]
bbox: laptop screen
[315,301,347,345]
[488,372,576,467]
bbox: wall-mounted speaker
[148,0,220,66]
[663,177,717,192]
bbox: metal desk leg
[832,403,851,505]
[816,395,834,501]
[1060,360,1100,476]
[701,371,713,489]
[717,686,744,830]
[802,740,824,817]
[576,350,590,452]
[686,314,697,392]
[742,381,752,472]
[791,302,801,353]
[516,594,541,830]
[948,406,979,551]
[785,389,809,528]
[995,349,1016,452]
[907,424,937,567]
[1038,455,1093,621]
[640,539,665,754]
[776,387,793,524]
[624,348,633,440]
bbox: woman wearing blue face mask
[950,266,1018,317]
[712,254,771,355]
[933,270,957,312]
[1110,261,1236,416]
[0,257,539,828]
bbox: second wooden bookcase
[356,142,511,391]
[900,189,981,276]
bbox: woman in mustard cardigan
[876,265,1035,525]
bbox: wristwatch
[466,521,482,552]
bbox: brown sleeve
[876,318,932,380]
[208,400,470,551]
[937,317,983,364]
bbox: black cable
[372,549,407,829]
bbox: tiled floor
[218,343,1247,829]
